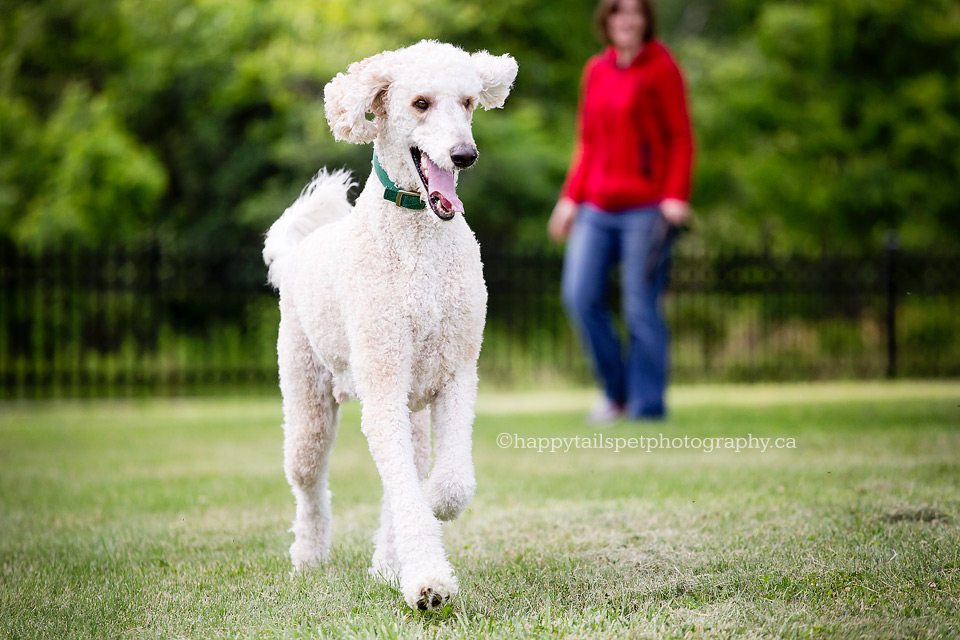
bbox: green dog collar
[373,153,426,210]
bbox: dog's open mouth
[411,148,464,221]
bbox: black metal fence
[2,238,958,398]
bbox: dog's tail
[263,169,355,289]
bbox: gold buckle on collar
[395,190,420,206]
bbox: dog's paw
[416,586,449,612]
[369,553,400,583]
[403,572,458,612]
[368,563,400,583]
[289,539,328,572]
[424,474,475,522]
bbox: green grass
[1,381,959,639]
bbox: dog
[262,40,517,611]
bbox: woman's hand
[548,198,579,243]
[660,198,691,227]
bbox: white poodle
[262,41,517,611]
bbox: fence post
[885,231,899,379]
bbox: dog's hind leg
[424,367,478,521]
[278,312,339,571]
[370,496,399,582]
[410,408,432,480]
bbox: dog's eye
[412,98,430,112]
[463,98,473,110]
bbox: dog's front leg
[369,409,431,584]
[360,396,457,611]
[423,367,478,521]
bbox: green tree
[1,0,958,253]
[1,0,165,248]
[686,0,960,251]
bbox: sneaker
[586,398,625,425]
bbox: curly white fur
[263,169,355,289]
[263,40,516,612]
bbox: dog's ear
[471,51,518,110]
[324,52,392,144]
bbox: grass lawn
[1,381,958,639]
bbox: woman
[548,0,694,422]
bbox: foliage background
[2,0,959,256]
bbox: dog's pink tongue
[423,154,464,214]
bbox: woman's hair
[594,0,658,45]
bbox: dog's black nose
[450,144,478,169]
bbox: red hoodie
[561,41,694,211]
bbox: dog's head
[324,41,518,220]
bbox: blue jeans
[561,205,673,419]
